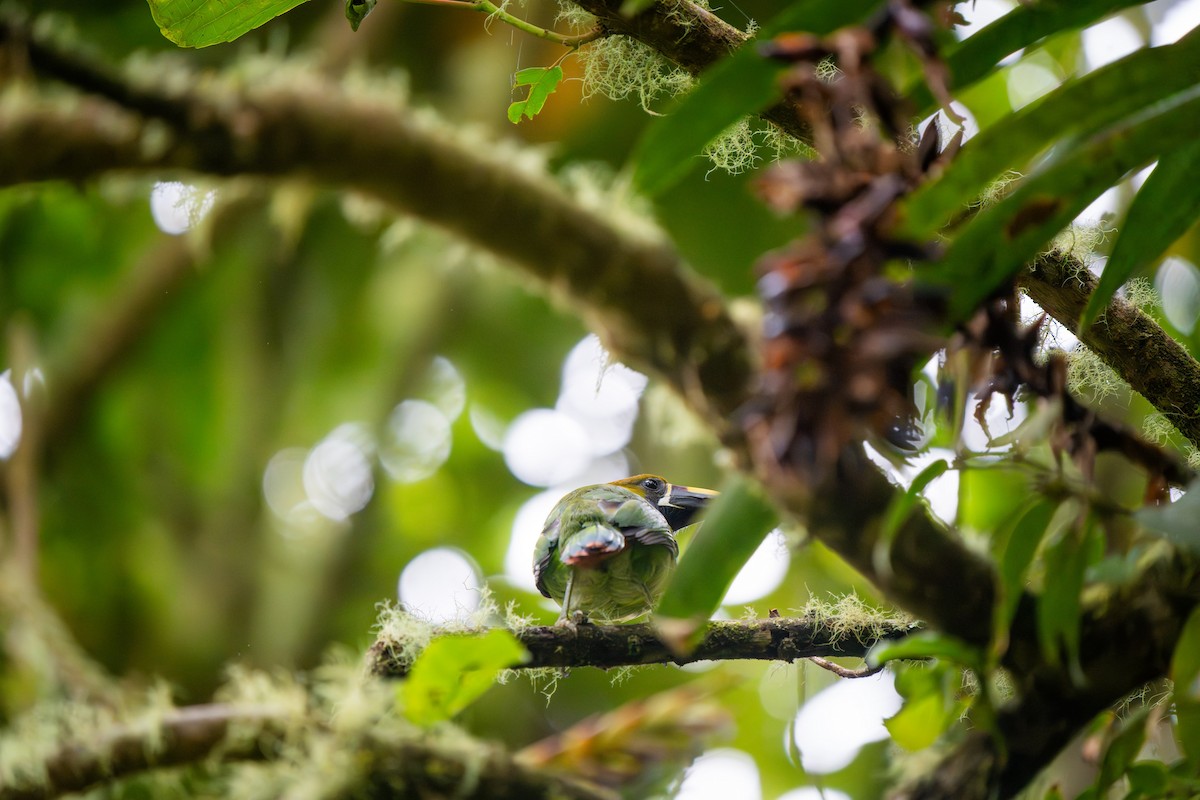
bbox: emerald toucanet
[533,474,717,623]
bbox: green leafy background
[4,0,1200,796]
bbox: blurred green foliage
[3,0,1200,798]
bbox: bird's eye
[643,478,664,493]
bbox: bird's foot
[554,610,590,628]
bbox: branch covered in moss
[0,701,616,800]
[568,0,811,141]
[1020,250,1200,451]
[0,704,282,800]
[367,613,921,677]
[0,16,754,426]
[896,545,1200,800]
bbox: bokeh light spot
[503,409,591,487]
[723,530,790,606]
[418,356,467,422]
[1156,257,1200,334]
[149,181,216,235]
[263,448,310,521]
[1082,15,1142,69]
[676,749,761,800]
[0,371,21,460]
[381,400,453,483]
[303,423,375,521]
[791,671,902,774]
[398,547,482,623]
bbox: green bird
[533,475,717,623]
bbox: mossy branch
[367,614,922,677]
[0,702,614,800]
[1020,250,1200,451]
[0,15,753,428]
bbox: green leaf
[1171,606,1200,765]
[884,663,961,751]
[146,0,312,47]
[1136,480,1200,556]
[885,690,946,751]
[926,93,1200,322]
[869,631,983,669]
[1080,140,1200,328]
[873,459,948,574]
[903,29,1200,240]
[507,67,565,124]
[345,0,377,32]
[400,629,529,727]
[907,0,1156,112]
[995,498,1059,631]
[632,0,883,196]
[654,474,778,647]
[1037,522,1091,675]
[1094,707,1150,796]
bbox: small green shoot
[508,67,565,124]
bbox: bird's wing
[608,497,678,558]
[532,516,561,599]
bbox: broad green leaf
[507,67,565,124]
[885,690,947,751]
[903,29,1200,240]
[632,0,883,196]
[1037,522,1092,675]
[146,0,311,47]
[869,631,983,669]
[1136,480,1200,556]
[400,629,529,727]
[957,466,1032,533]
[1171,606,1200,764]
[996,498,1059,631]
[1125,763,1169,798]
[873,459,948,575]
[926,94,1200,322]
[1094,707,1150,796]
[654,474,778,649]
[1080,140,1200,328]
[884,663,961,750]
[907,0,1155,112]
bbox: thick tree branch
[0,21,753,428]
[0,702,614,800]
[568,0,812,141]
[1020,250,1200,450]
[0,704,282,800]
[895,545,1200,800]
[367,615,921,676]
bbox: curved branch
[0,704,282,800]
[567,0,811,141]
[0,701,614,800]
[1020,250,1200,451]
[895,545,1200,800]
[0,19,754,428]
[366,615,921,676]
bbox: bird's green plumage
[533,483,678,623]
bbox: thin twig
[808,657,885,679]
[400,0,604,48]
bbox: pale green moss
[1067,345,1125,404]
[704,118,760,176]
[1123,277,1160,312]
[797,592,914,645]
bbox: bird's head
[610,474,717,531]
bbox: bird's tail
[560,523,624,566]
